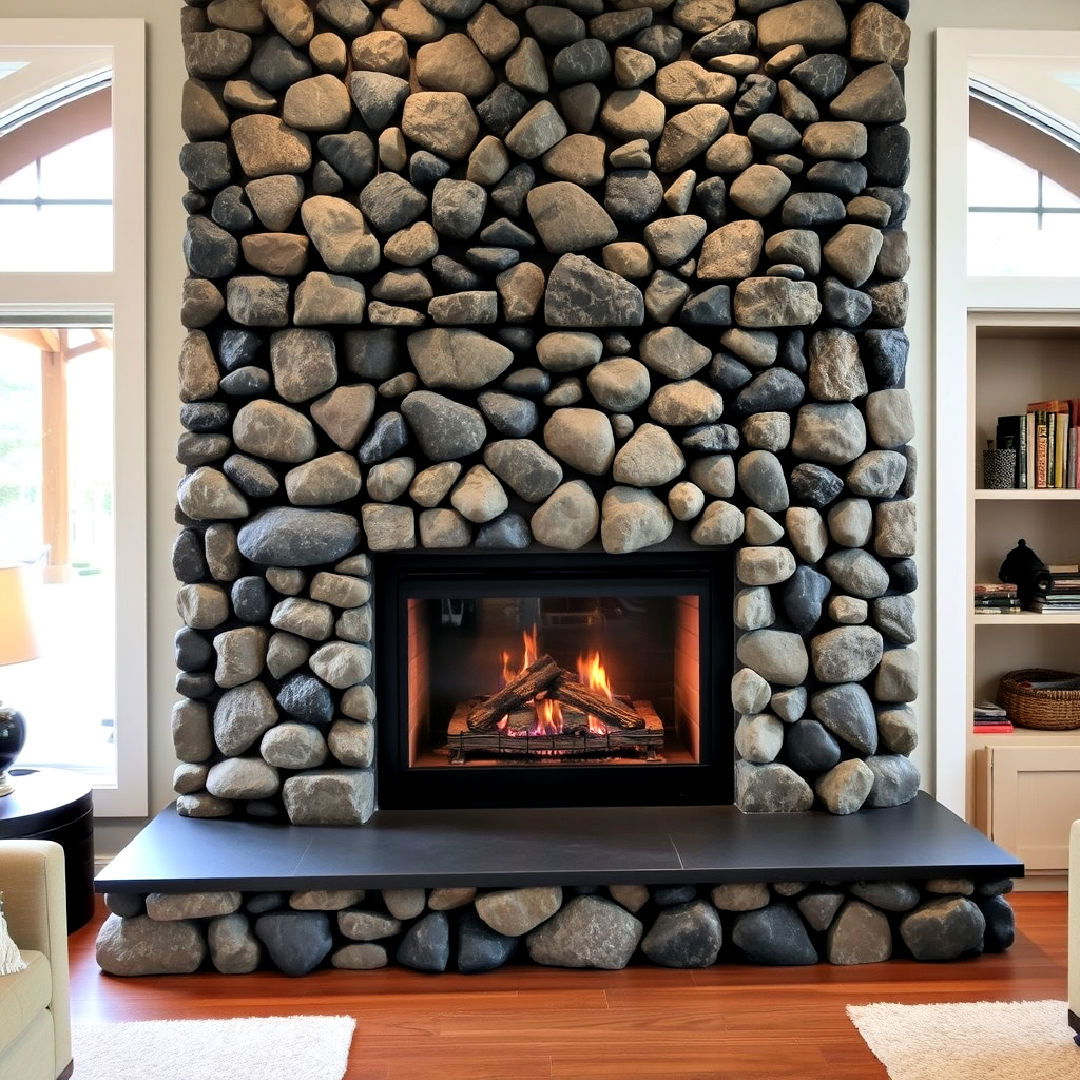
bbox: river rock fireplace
[93,0,1025,980]
[375,552,729,808]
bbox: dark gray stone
[732,904,817,965]
[681,286,732,327]
[866,754,921,807]
[784,718,842,775]
[850,881,920,912]
[231,576,271,623]
[397,912,450,972]
[173,529,209,583]
[790,53,848,98]
[863,329,909,388]
[237,508,359,566]
[900,898,985,962]
[276,673,333,725]
[552,38,613,84]
[811,684,878,755]
[181,402,229,433]
[318,132,376,187]
[184,216,238,278]
[358,172,426,234]
[180,143,232,191]
[477,83,529,137]
[737,450,789,513]
[641,901,722,968]
[790,464,846,509]
[604,170,664,225]
[682,424,740,453]
[736,368,805,414]
[526,896,642,969]
[979,895,1016,953]
[782,192,846,228]
[254,911,333,975]
[358,412,409,466]
[175,627,213,671]
[402,391,487,460]
[458,910,517,973]
[866,124,910,186]
[478,391,538,437]
[545,254,644,328]
[224,455,279,499]
[476,513,532,549]
[782,565,831,635]
[250,35,311,91]
[652,886,697,908]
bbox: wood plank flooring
[69,892,1067,1080]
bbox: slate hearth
[95,795,1022,974]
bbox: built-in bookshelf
[966,313,1080,835]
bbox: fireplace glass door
[376,554,730,810]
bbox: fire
[534,696,563,734]
[497,626,615,737]
[577,651,613,700]
[502,625,540,686]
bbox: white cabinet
[975,736,1080,874]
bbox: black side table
[0,768,94,932]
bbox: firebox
[374,552,732,810]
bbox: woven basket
[998,669,1080,730]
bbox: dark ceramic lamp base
[0,705,27,797]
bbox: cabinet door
[988,746,1080,872]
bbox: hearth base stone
[96,877,1016,976]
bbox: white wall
[4,0,1078,855]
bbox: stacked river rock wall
[174,0,918,824]
[97,878,1016,975]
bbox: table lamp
[0,565,38,796]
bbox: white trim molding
[0,19,147,816]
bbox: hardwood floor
[69,892,1067,1080]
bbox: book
[1046,564,1080,573]
[1026,411,1037,488]
[1056,411,1068,487]
[1035,409,1049,487]
[973,582,1018,595]
[972,724,1014,733]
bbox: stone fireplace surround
[93,0,1022,977]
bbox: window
[0,327,116,777]
[0,129,113,272]
[968,138,1080,276]
[0,21,145,815]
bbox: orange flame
[502,625,540,686]
[534,695,563,734]
[495,626,616,737]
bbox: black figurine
[999,539,1047,607]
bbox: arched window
[0,127,113,272]
[967,84,1080,276]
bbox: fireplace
[375,552,731,810]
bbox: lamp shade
[0,565,38,666]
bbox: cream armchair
[0,840,72,1080]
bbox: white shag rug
[848,999,1080,1080]
[72,1015,355,1080]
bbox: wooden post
[40,330,71,584]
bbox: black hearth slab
[97,794,1022,893]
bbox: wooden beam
[38,328,61,352]
[91,328,113,352]
[40,348,71,583]
[64,340,104,361]
[0,327,49,350]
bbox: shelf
[974,613,1080,626]
[974,489,1080,500]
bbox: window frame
[0,19,146,816]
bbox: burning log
[556,670,645,730]
[466,654,561,731]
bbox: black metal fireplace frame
[373,549,734,811]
